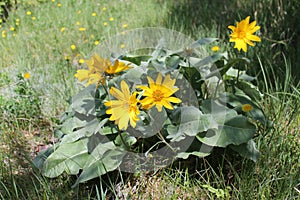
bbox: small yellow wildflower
[10,27,15,31]
[13,33,16,37]
[109,17,114,21]
[16,18,20,22]
[122,24,128,28]
[242,104,253,112]
[71,45,76,50]
[90,34,95,39]
[94,40,100,45]
[57,3,62,7]
[103,22,108,26]
[31,16,36,20]
[61,27,65,32]
[0,19,2,23]
[228,16,261,52]
[92,12,97,17]
[121,31,126,35]
[65,55,71,61]
[23,72,31,79]
[104,81,140,130]
[102,7,107,11]
[51,0,55,2]
[120,44,125,49]
[77,10,82,14]
[2,30,6,38]
[211,46,220,52]
[26,11,32,15]
[79,59,85,64]
[76,21,80,26]
[137,73,181,112]
[78,27,86,31]
[16,22,19,26]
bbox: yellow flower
[228,16,261,52]
[122,24,128,28]
[137,73,181,112]
[120,44,125,49]
[79,59,85,64]
[64,55,71,61]
[57,3,62,7]
[23,72,31,79]
[26,11,31,15]
[104,81,140,130]
[242,104,253,112]
[105,60,131,75]
[211,46,220,52]
[109,17,114,21]
[102,7,107,11]
[78,27,86,31]
[71,44,76,50]
[103,22,108,26]
[74,54,131,86]
[61,27,65,32]
[2,30,6,38]
[77,10,82,14]
[94,40,99,45]
[76,21,80,25]
[92,12,96,17]
[31,16,36,20]
[10,26,15,31]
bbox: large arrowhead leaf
[67,84,97,115]
[130,108,167,138]
[60,118,107,144]
[167,106,218,142]
[197,115,256,147]
[230,139,260,162]
[42,139,89,178]
[73,143,125,187]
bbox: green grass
[0,0,299,199]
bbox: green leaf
[167,106,218,142]
[122,65,147,84]
[191,53,227,68]
[218,93,266,125]
[201,100,238,125]
[42,139,89,178]
[73,145,125,187]
[197,115,256,147]
[60,118,107,144]
[33,146,55,170]
[190,38,218,49]
[67,84,97,115]
[236,80,263,102]
[230,139,260,162]
[176,151,211,159]
[122,55,151,65]
[114,132,137,147]
[133,108,167,138]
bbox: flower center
[153,90,164,101]
[237,30,246,39]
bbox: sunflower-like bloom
[105,60,131,74]
[74,54,109,86]
[104,80,140,130]
[137,73,181,112]
[74,53,131,86]
[228,16,261,52]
